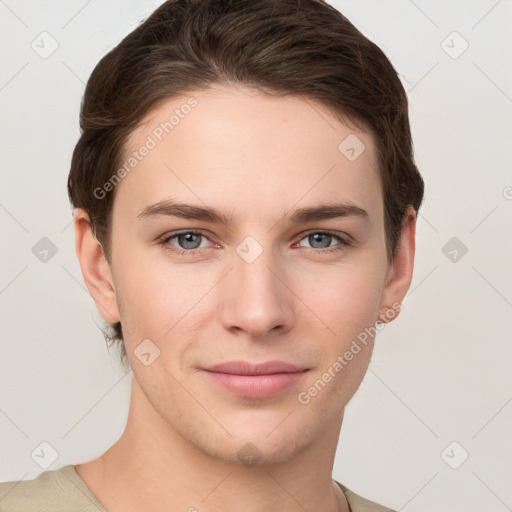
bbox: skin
[73,84,416,512]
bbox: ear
[73,208,120,324]
[377,206,417,324]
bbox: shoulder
[0,465,105,512]
[335,480,397,512]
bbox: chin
[192,416,319,467]
[205,436,310,467]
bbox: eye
[158,230,215,256]
[295,231,352,253]
[158,229,352,257]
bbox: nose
[218,243,294,339]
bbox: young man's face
[78,84,414,465]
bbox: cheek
[112,251,215,347]
[110,250,170,340]
[296,259,385,342]
[295,267,382,412]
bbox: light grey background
[1,1,511,510]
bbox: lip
[204,360,307,375]
[201,360,309,398]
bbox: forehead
[114,84,382,224]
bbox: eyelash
[157,229,352,257]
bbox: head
[69,0,423,464]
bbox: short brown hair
[67,0,424,367]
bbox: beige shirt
[0,465,396,511]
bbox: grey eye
[169,232,207,250]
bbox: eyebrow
[136,199,370,226]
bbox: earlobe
[377,206,417,324]
[73,208,120,324]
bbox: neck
[76,379,349,512]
